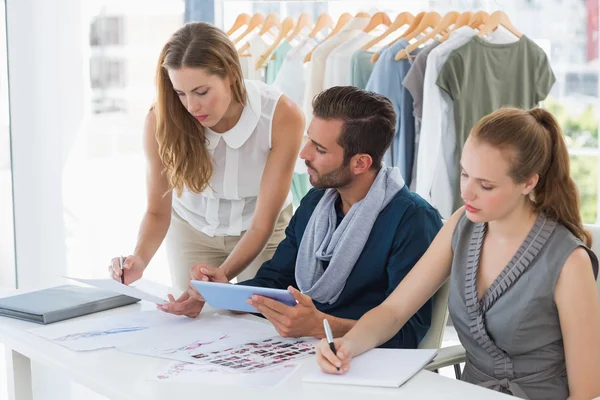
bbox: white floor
[0,325,460,400]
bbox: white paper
[149,360,301,387]
[117,314,279,365]
[302,349,437,388]
[65,276,167,304]
[28,310,194,351]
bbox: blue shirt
[238,186,442,348]
[365,39,419,186]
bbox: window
[90,15,125,46]
[564,72,598,97]
[90,57,126,89]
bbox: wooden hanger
[287,13,312,42]
[440,11,472,42]
[371,11,423,62]
[363,12,392,33]
[304,12,352,63]
[478,10,522,38]
[454,11,473,29]
[227,13,250,36]
[362,12,414,52]
[238,42,250,55]
[449,11,472,32]
[468,11,490,30]
[233,13,265,45]
[308,13,334,38]
[237,13,276,56]
[324,12,353,40]
[258,13,282,37]
[255,17,294,70]
[401,11,441,42]
[355,12,371,19]
[396,11,458,60]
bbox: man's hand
[248,286,324,338]
[187,263,230,302]
[158,292,205,318]
[190,263,229,283]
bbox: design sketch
[54,326,148,341]
[157,362,223,380]
[161,333,230,354]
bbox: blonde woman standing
[109,22,304,293]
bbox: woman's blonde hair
[471,107,591,246]
[155,22,246,196]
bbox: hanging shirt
[417,27,519,218]
[350,49,374,89]
[272,37,318,108]
[402,40,441,191]
[436,34,555,212]
[265,40,293,84]
[323,32,374,88]
[302,17,370,123]
[402,40,441,122]
[239,35,269,81]
[365,39,419,185]
[172,80,292,237]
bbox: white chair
[419,279,450,350]
[425,223,600,378]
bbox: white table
[0,290,512,400]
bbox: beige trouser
[165,205,292,292]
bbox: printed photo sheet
[190,336,317,373]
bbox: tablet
[190,281,297,313]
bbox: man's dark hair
[312,86,396,169]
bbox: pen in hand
[119,255,125,284]
[323,318,339,371]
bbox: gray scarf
[295,166,405,304]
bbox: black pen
[323,318,339,371]
[119,255,125,284]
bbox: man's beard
[307,162,353,189]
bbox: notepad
[302,348,437,388]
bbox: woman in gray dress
[315,107,600,399]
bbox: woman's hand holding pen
[316,337,355,375]
[108,255,146,285]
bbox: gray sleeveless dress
[448,212,599,399]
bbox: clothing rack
[223,7,553,221]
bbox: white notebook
[303,348,437,388]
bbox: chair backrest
[418,278,450,349]
[583,224,600,293]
